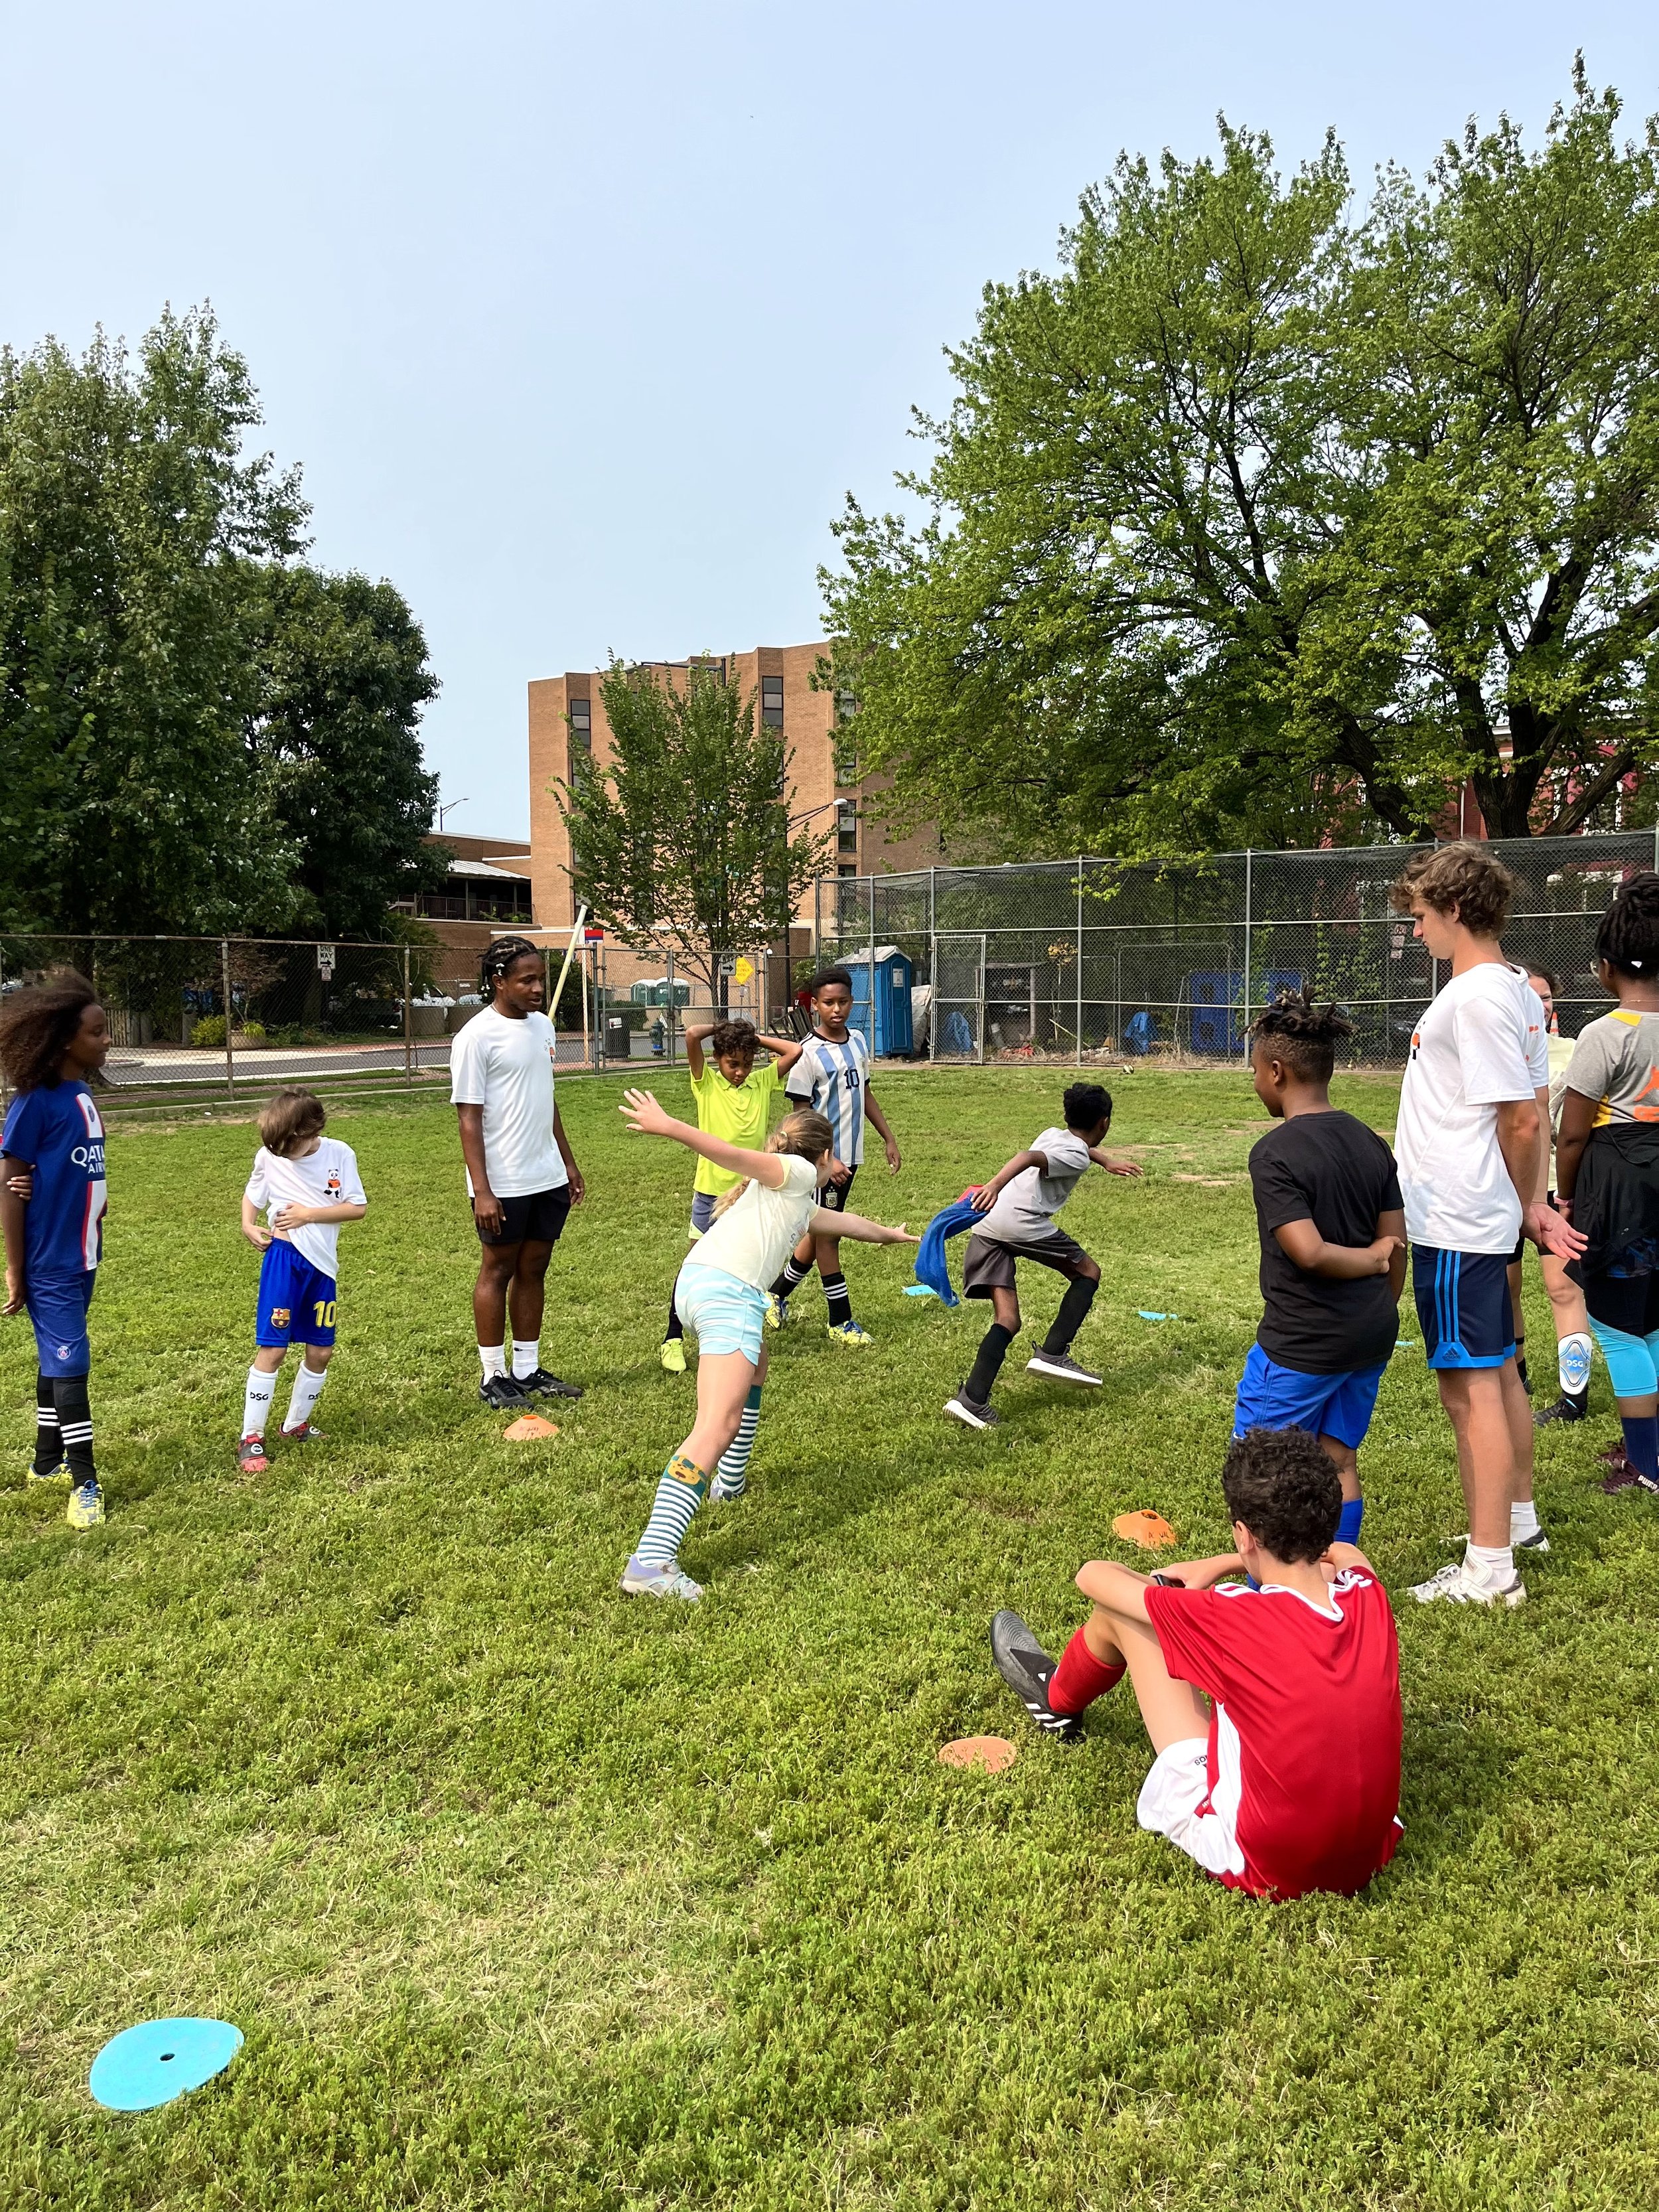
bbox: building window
[569,698,591,752]
[837,862,859,879]
[760,675,784,729]
[836,800,858,854]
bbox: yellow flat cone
[1113,1508,1176,1548]
[503,1415,559,1441]
[938,1735,1017,1774]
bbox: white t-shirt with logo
[681,1154,820,1293]
[449,1007,567,1199]
[1396,963,1544,1253]
[244,1138,367,1278]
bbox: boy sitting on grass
[991,1426,1404,1900]
[944,1081,1140,1430]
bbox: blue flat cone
[90,2018,243,2111]
[902,1285,938,1298]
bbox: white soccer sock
[479,1343,507,1380]
[1466,1540,1515,1580]
[283,1363,328,1433]
[511,1339,540,1380]
[1510,1499,1541,1542]
[242,1366,276,1439]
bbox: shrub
[240,1021,267,1044]
[191,1014,227,1048]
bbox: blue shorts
[255,1240,338,1349]
[689,1189,719,1238]
[1232,1342,1386,1449]
[1413,1247,1515,1370]
[675,1263,766,1363]
[1587,1317,1659,1400]
[27,1271,96,1378]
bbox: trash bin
[604,1015,628,1061]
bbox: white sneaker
[619,1556,703,1602]
[1410,1558,1525,1609]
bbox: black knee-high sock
[966,1323,1014,1404]
[53,1372,95,1485]
[822,1271,852,1327]
[769,1255,811,1301]
[1042,1277,1098,1355]
[33,1372,61,1475]
[664,1288,684,1341]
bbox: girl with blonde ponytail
[616,1090,918,1601]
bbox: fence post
[220,938,235,1098]
[581,943,591,1069]
[666,947,676,1065]
[403,944,413,1086]
[867,875,877,1054]
[1241,848,1253,1061]
[1075,856,1084,1064]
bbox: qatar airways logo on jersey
[72,1091,105,1175]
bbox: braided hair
[1249,990,1354,1084]
[1595,873,1659,979]
[480,934,541,1001]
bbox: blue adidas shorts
[255,1240,338,1349]
[1232,1342,1387,1449]
[27,1270,96,1378]
[1412,1246,1515,1370]
[674,1262,766,1363]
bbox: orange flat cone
[938,1735,1017,1774]
[1113,1508,1176,1548]
[503,1414,559,1441]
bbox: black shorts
[474,1187,571,1247]
[1509,1195,1556,1268]
[962,1226,1091,1297]
[818,1166,858,1216]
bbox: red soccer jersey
[1143,1568,1404,1899]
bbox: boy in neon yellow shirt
[661,1017,803,1370]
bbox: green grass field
[3,1066,1657,2209]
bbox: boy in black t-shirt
[1234,995,1406,1546]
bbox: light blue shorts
[676,1262,766,1363]
[1587,1317,1659,1400]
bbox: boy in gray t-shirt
[945,1083,1141,1429]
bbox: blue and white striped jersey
[786,1031,872,1166]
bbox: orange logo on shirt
[1634,1067,1659,1123]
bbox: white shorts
[1135,1736,1246,1883]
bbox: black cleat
[478,1373,528,1412]
[989,1609,1082,1743]
[516,1368,585,1401]
[1534,1393,1587,1428]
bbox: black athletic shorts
[961,1226,1092,1297]
[818,1166,859,1215]
[1509,1193,1557,1268]
[474,1187,571,1247]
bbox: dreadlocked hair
[711,1108,835,1220]
[1596,872,1659,979]
[1250,990,1354,1085]
[480,935,540,999]
[0,971,103,1094]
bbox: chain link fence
[812,833,1659,1065]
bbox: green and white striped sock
[635,1451,708,1568]
[714,1385,762,1499]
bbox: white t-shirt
[1396,963,1544,1252]
[976,1126,1092,1246]
[244,1138,367,1278]
[449,1007,567,1199]
[681,1154,820,1293]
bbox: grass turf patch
[1,1066,1656,2208]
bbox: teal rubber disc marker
[89,2018,242,2111]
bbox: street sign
[734,957,755,984]
[317,944,336,979]
[583,926,605,942]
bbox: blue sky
[6,3,1655,838]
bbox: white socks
[284,1363,328,1434]
[242,1367,276,1439]
[511,1339,540,1380]
[1466,1541,1514,1581]
[479,1344,506,1380]
[1510,1499,1541,1543]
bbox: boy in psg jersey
[0,973,112,1529]
[767,966,902,1345]
[991,1426,1404,1901]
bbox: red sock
[1047,1629,1125,1716]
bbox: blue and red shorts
[255,1240,338,1349]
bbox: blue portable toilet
[1187,968,1307,1053]
[842,946,914,1056]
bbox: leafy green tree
[824,65,1659,851]
[0,308,308,932]
[243,565,445,938]
[557,660,829,1000]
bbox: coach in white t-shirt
[1390,844,1582,1611]
[451,936,585,1411]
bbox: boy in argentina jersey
[768,966,902,1345]
[0,974,113,1529]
